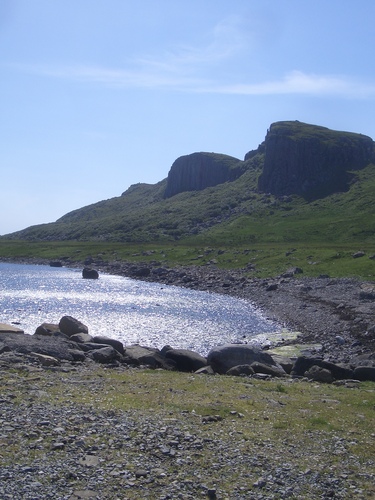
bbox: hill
[2,121,375,249]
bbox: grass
[0,239,374,279]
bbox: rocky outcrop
[258,121,375,199]
[163,152,244,198]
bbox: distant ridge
[2,121,374,244]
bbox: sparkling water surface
[0,262,281,355]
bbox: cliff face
[258,121,375,199]
[163,152,244,199]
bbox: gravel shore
[1,361,374,500]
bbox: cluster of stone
[1,316,374,383]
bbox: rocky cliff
[257,121,375,199]
[163,152,245,199]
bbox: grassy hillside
[1,121,374,279]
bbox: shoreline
[2,257,374,363]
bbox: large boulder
[164,348,207,372]
[82,268,99,279]
[87,346,123,364]
[34,323,60,336]
[305,365,334,383]
[59,316,88,337]
[92,336,125,355]
[124,344,175,369]
[353,366,375,382]
[0,331,78,362]
[207,344,281,375]
[291,356,354,380]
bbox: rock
[49,261,63,267]
[87,346,123,364]
[30,352,61,367]
[124,344,175,369]
[270,354,294,374]
[0,331,78,361]
[258,121,374,200]
[352,251,366,259]
[266,283,278,291]
[34,323,60,336]
[131,266,151,277]
[353,366,375,382]
[0,341,11,354]
[291,356,354,380]
[70,333,93,343]
[282,267,303,278]
[250,361,287,377]
[82,267,99,279]
[207,344,280,375]
[226,364,255,376]
[359,291,375,300]
[59,316,88,337]
[194,365,215,375]
[164,348,207,372]
[68,349,86,362]
[92,336,125,355]
[79,342,112,352]
[350,353,375,367]
[0,323,24,334]
[305,365,334,383]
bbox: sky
[1,0,375,235]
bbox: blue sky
[1,0,375,235]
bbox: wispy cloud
[11,62,375,99]
[205,71,375,98]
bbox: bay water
[0,262,281,355]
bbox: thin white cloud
[11,62,375,99]
[206,71,375,98]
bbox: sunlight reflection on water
[0,263,281,355]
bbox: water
[0,262,282,355]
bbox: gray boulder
[226,364,255,377]
[305,365,334,383]
[270,354,294,374]
[291,356,354,380]
[250,361,286,377]
[59,316,88,337]
[82,268,99,279]
[88,346,122,364]
[34,323,61,336]
[164,348,207,372]
[92,336,125,355]
[0,331,77,362]
[124,344,175,369]
[353,366,375,382]
[207,344,280,375]
[70,333,93,343]
[68,349,86,362]
[79,342,111,352]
